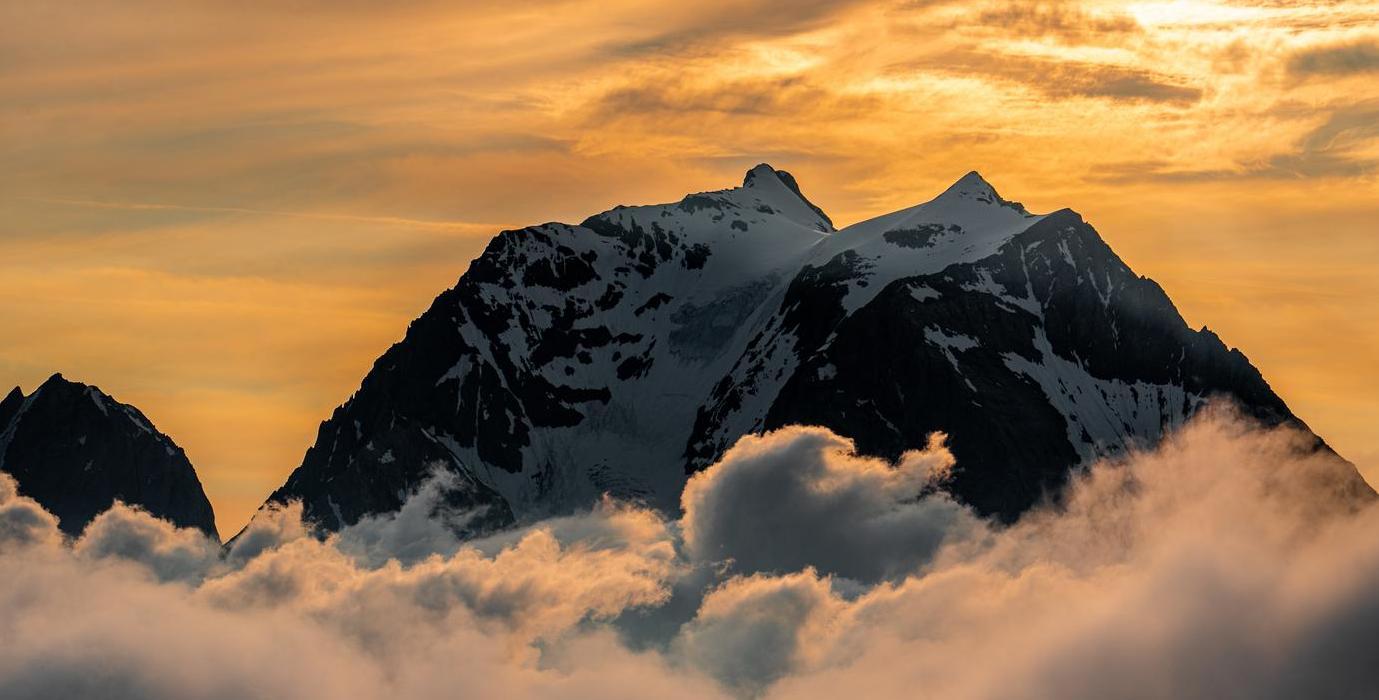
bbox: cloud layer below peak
[0,406,1377,699]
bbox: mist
[1,405,1376,699]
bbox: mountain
[260,164,1372,533]
[0,373,218,539]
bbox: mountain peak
[741,163,833,231]
[935,170,1001,204]
[0,386,24,429]
[33,373,103,407]
[0,373,219,539]
[888,169,1034,223]
[956,169,992,188]
[254,158,1371,540]
[741,162,781,188]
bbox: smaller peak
[927,170,1035,217]
[34,373,101,401]
[0,386,25,429]
[957,170,993,188]
[742,162,781,188]
[1,385,24,408]
[741,163,834,230]
[938,170,999,201]
[38,372,75,391]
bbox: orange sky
[3,0,1378,535]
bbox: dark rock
[0,374,219,539]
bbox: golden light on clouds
[3,0,1377,534]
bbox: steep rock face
[0,374,219,539]
[727,207,1299,518]
[264,165,833,531]
[260,165,1371,533]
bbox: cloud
[332,467,473,567]
[681,426,974,582]
[1288,39,1379,77]
[1265,102,1379,178]
[71,502,223,583]
[0,482,712,700]
[903,51,1202,104]
[675,570,847,694]
[1095,102,1379,182]
[607,0,875,55]
[1048,65,1201,103]
[973,1,1141,43]
[756,406,1379,699]
[0,473,62,552]
[222,500,311,568]
[591,77,874,119]
[2,407,1379,698]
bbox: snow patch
[87,389,109,416]
[1003,329,1203,462]
[909,285,940,303]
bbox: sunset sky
[4,0,1378,535]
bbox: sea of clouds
[2,405,1377,699]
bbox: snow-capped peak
[739,163,834,232]
[259,160,1368,539]
[837,171,1034,241]
[789,171,1047,313]
[741,162,784,188]
[936,170,1000,204]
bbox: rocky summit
[259,164,1372,534]
[0,373,218,539]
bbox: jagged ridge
[0,373,219,539]
[257,165,1372,534]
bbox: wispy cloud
[974,1,1142,42]
[899,51,1203,104]
[1092,101,1379,181]
[24,197,499,235]
[1288,38,1379,76]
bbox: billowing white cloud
[221,500,311,568]
[675,569,847,694]
[333,467,470,567]
[73,502,222,583]
[756,406,1379,699]
[1,406,1377,699]
[0,473,62,552]
[681,426,974,582]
